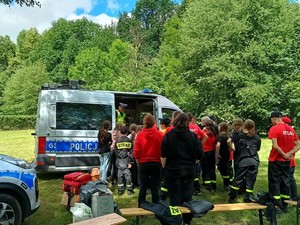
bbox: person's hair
[201,116,211,126]
[233,117,243,126]
[89,167,100,174]
[173,113,189,129]
[137,125,143,132]
[171,111,181,122]
[143,114,155,128]
[113,123,123,131]
[186,112,193,121]
[218,122,229,137]
[120,126,128,135]
[98,120,111,141]
[209,115,218,124]
[204,119,217,137]
[129,123,138,141]
[243,119,256,137]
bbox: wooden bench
[69,213,127,225]
[285,200,299,225]
[120,203,268,225]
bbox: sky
[0,0,182,43]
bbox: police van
[33,80,181,172]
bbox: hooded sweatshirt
[134,127,164,163]
[161,128,203,178]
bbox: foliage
[178,0,300,128]
[0,115,35,130]
[29,18,117,82]
[1,62,49,115]
[16,28,41,61]
[0,35,16,72]
[0,0,40,7]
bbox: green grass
[0,130,299,225]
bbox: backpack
[79,180,109,207]
[62,172,92,195]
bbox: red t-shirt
[268,123,298,162]
[134,127,163,163]
[202,128,216,152]
[189,123,206,140]
[165,125,174,134]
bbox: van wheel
[0,194,22,225]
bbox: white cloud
[107,0,120,11]
[0,0,118,43]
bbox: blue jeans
[100,152,110,181]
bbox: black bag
[79,180,109,207]
[183,200,214,218]
[141,201,182,225]
[256,191,281,225]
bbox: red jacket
[134,127,163,163]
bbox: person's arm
[201,133,208,146]
[161,157,166,168]
[286,140,300,157]
[227,137,234,151]
[271,138,289,160]
[216,142,221,159]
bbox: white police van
[33,80,181,172]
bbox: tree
[16,28,41,61]
[29,18,117,82]
[178,0,300,129]
[1,62,49,115]
[0,0,40,7]
[68,47,113,90]
[0,35,16,72]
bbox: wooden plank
[285,200,298,206]
[211,203,267,211]
[69,213,127,225]
[120,203,267,217]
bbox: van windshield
[56,103,112,130]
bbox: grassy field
[0,130,299,225]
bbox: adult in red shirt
[268,111,300,210]
[134,114,164,207]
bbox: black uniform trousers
[268,161,290,200]
[202,151,216,189]
[117,167,132,191]
[229,165,258,199]
[164,174,194,224]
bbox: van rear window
[56,103,112,130]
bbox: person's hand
[282,153,291,161]
[128,164,132,169]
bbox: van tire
[0,193,22,225]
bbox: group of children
[98,112,297,206]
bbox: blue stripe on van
[46,141,98,152]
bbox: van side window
[56,103,112,130]
[162,108,177,119]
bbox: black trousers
[290,166,298,200]
[268,161,290,199]
[202,151,216,189]
[218,158,232,187]
[138,162,162,207]
[117,167,132,191]
[164,174,194,224]
[229,165,258,199]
